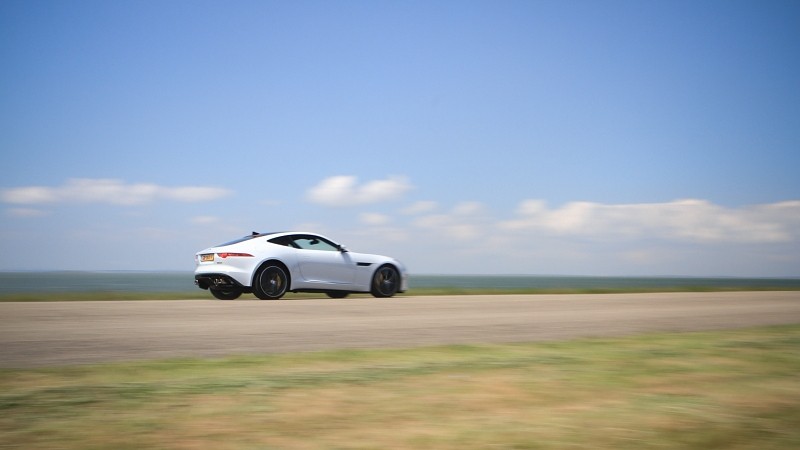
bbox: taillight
[217,252,254,259]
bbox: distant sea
[1,271,799,295]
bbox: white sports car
[194,231,408,300]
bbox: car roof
[253,231,321,238]
[221,231,323,244]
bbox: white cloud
[161,186,232,203]
[401,200,438,215]
[378,198,800,275]
[190,216,220,225]
[412,201,489,241]
[500,199,800,243]
[306,175,412,207]
[360,212,391,226]
[452,201,485,216]
[1,186,58,204]
[0,179,232,206]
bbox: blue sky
[2,0,799,276]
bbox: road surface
[1,291,799,367]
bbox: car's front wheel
[371,265,400,298]
[253,264,289,300]
[210,288,242,300]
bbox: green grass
[2,325,799,449]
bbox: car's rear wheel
[326,291,349,299]
[371,265,400,298]
[210,288,242,300]
[253,264,288,300]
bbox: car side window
[268,236,298,248]
[292,236,340,252]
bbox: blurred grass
[1,325,799,449]
[2,285,800,301]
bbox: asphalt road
[2,291,799,368]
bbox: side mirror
[338,245,348,253]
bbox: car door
[291,235,356,286]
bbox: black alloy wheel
[210,288,242,300]
[253,265,289,300]
[371,265,400,298]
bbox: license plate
[201,254,214,262]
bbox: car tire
[253,264,289,300]
[210,288,242,300]
[326,291,349,299]
[371,265,400,298]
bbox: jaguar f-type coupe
[194,231,408,300]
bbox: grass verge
[1,325,799,449]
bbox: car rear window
[217,232,276,247]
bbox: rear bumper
[194,273,246,291]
